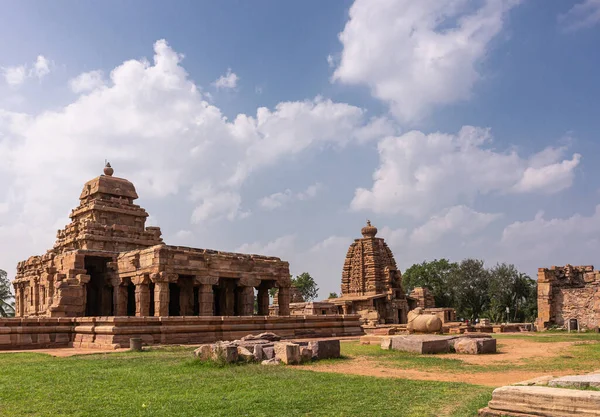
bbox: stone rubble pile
[193,332,341,365]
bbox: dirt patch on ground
[0,347,128,357]
[299,338,591,387]
[437,338,573,365]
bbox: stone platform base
[479,385,600,416]
[0,315,363,350]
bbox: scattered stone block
[274,342,301,364]
[261,358,281,366]
[241,332,281,342]
[300,347,313,363]
[253,345,264,362]
[380,338,392,350]
[212,342,238,363]
[390,335,451,354]
[194,344,212,360]
[263,347,275,359]
[308,339,341,360]
[454,337,496,354]
[479,385,600,416]
[237,346,255,362]
[549,373,600,389]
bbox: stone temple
[326,221,409,325]
[13,163,292,319]
[537,265,600,331]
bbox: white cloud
[326,54,335,68]
[213,68,239,90]
[259,182,323,210]
[500,206,600,266]
[69,70,105,93]
[351,126,581,217]
[559,0,600,31]
[2,66,27,86]
[0,39,389,274]
[32,55,51,79]
[333,0,519,122]
[410,205,501,245]
[1,55,52,87]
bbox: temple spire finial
[103,161,114,176]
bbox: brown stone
[237,346,255,362]
[454,337,496,354]
[193,344,212,360]
[307,339,341,360]
[300,347,313,363]
[274,342,301,364]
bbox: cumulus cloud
[1,55,52,87]
[501,206,600,266]
[2,66,27,86]
[69,70,105,93]
[213,68,239,90]
[351,126,581,217]
[559,0,600,31]
[410,205,502,245]
[258,182,323,210]
[0,39,390,274]
[333,0,519,122]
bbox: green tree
[402,259,458,307]
[451,259,490,322]
[0,269,15,317]
[292,272,319,301]
[488,263,536,323]
[328,292,338,299]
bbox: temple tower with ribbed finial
[328,221,409,325]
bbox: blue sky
[1,0,600,298]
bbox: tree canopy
[403,259,537,323]
[0,269,15,317]
[292,272,319,301]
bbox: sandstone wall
[0,315,363,350]
[537,265,600,330]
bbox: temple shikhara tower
[327,221,409,325]
[13,164,292,318]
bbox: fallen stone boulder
[454,337,496,354]
[237,346,255,362]
[263,346,275,360]
[308,339,341,360]
[549,373,600,389]
[274,342,301,364]
[193,344,212,360]
[212,342,238,363]
[300,347,313,363]
[241,332,281,342]
[253,345,264,362]
[261,358,282,366]
[390,335,452,354]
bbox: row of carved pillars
[109,277,290,317]
[13,277,55,317]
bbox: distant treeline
[403,259,537,323]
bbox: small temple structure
[12,163,292,318]
[326,221,409,325]
[537,265,600,331]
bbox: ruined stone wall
[537,265,600,330]
[409,287,436,309]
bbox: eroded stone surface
[549,374,600,389]
[454,337,497,355]
[308,340,341,360]
[274,342,300,365]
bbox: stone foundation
[0,315,363,350]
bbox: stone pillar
[257,287,270,316]
[198,284,214,316]
[33,279,40,314]
[154,282,170,317]
[238,286,254,316]
[113,285,128,316]
[135,283,150,317]
[47,275,55,308]
[278,286,291,316]
[14,286,21,317]
[342,305,348,315]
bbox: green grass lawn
[0,347,491,417]
[333,333,600,375]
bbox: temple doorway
[126,282,136,316]
[169,283,181,316]
[84,256,113,316]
